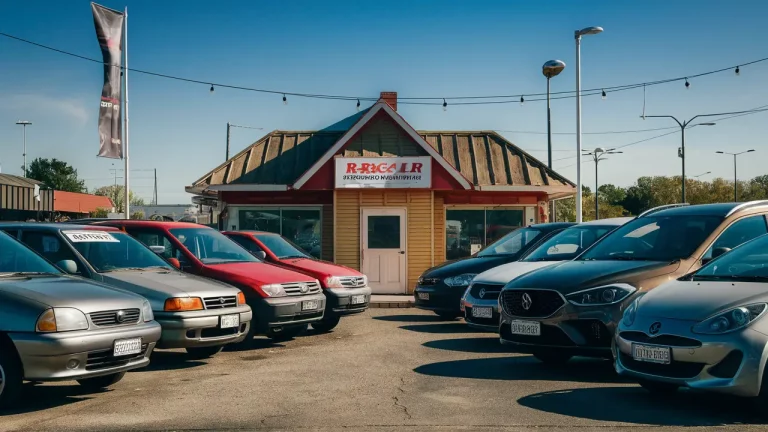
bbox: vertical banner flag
[92,3,124,159]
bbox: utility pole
[153,168,158,205]
[15,121,32,177]
[582,148,621,220]
[226,123,263,161]
[716,149,756,202]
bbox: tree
[93,185,145,214]
[598,184,626,206]
[90,208,110,218]
[26,158,86,193]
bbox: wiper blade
[0,271,59,278]
[280,255,307,259]
[693,274,768,282]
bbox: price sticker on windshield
[64,231,119,243]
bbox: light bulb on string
[442,99,448,111]
[735,66,740,76]
[520,96,525,106]
[601,89,607,100]
[684,78,690,89]
[209,85,214,93]
[356,99,361,112]
[282,94,287,105]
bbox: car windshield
[0,232,62,275]
[65,230,174,273]
[522,225,617,262]
[170,227,259,265]
[692,235,768,281]
[476,227,542,257]
[579,215,722,262]
[254,234,310,259]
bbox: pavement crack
[392,395,412,420]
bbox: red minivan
[223,231,371,332]
[96,221,326,342]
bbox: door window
[228,235,265,255]
[130,229,183,260]
[20,231,83,274]
[704,215,768,259]
[367,216,401,249]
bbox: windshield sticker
[64,231,119,243]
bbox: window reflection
[446,208,526,261]
[236,208,322,259]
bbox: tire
[77,372,125,391]
[435,311,460,321]
[533,351,572,366]
[268,324,308,341]
[185,345,223,359]
[311,314,341,333]
[638,379,679,394]
[0,343,23,410]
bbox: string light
[601,89,607,100]
[520,96,525,106]
[209,84,214,93]
[685,78,690,89]
[282,94,287,105]
[356,99,361,111]
[735,66,740,76]
[442,99,447,111]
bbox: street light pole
[582,148,622,219]
[542,60,566,222]
[716,149,755,201]
[693,171,712,179]
[574,26,603,223]
[15,120,32,177]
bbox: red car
[95,221,326,342]
[223,231,371,332]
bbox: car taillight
[164,297,204,311]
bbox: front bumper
[614,315,768,397]
[498,289,628,358]
[462,294,500,331]
[154,305,253,349]
[325,287,372,315]
[251,293,326,333]
[413,283,467,314]
[9,321,162,381]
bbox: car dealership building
[187,92,575,294]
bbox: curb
[369,302,414,309]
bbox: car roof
[575,217,634,227]
[0,222,120,231]
[644,201,768,218]
[96,220,207,229]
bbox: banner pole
[123,6,130,218]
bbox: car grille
[339,276,366,288]
[469,283,504,300]
[86,344,148,371]
[501,290,565,318]
[89,309,141,327]
[619,331,702,348]
[203,295,238,309]
[619,352,705,379]
[282,281,322,296]
[418,277,440,286]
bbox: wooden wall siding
[322,204,334,261]
[0,185,53,212]
[405,191,433,293]
[342,114,428,158]
[335,190,361,271]
[433,194,446,263]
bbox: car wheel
[637,379,679,394]
[185,345,223,359]
[311,315,341,333]
[435,311,460,321]
[533,351,572,366]
[0,345,23,409]
[268,324,308,341]
[77,372,126,391]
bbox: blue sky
[1,0,767,203]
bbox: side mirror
[56,259,78,274]
[255,251,267,260]
[167,258,181,269]
[712,247,731,259]
[149,245,166,254]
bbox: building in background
[187,92,575,294]
[54,191,114,219]
[0,173,53,221]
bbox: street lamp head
[542,60,566,78]
[15,120,32,125]
[577,26,604,37]
[716,151,725,154]
[594,147,605,153]
[699,122,716,126]
[748,149,756,153]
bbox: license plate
[472,307,493,318]
[302,300,319,311]
[417,292,429,300]
[632,343,671,364]
[351,295,366,305]
[113,337,142,357]
[220,314,240,329]
[509,320,541,336]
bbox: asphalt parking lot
[1,308,766,432]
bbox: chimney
[380,91,397,111]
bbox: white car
[461,217,633,330]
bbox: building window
[237,208,322,258]
[445,208,525,260]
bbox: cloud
[2,94,90,125]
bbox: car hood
[637,280,768,321]
[422,255,517,279]
[204,262,317,286]
[102,269,240,300]
[506,260,681,295]
[473,261,558,285]
[278,258,361,278]
[0,275,144,313]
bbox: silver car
[0,231,161,408]
[615,233,768,402]
[3,223,253,359]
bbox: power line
[2,31,766,105]
[497,126,679,136]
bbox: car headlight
[324,276,344,288]
[36,308,89,333]
[164,297,204,311]
[566,284,636,306]
[622,296,642,327]
[261,283,287,297]
[692,303,767,335]
[444,274,477,287]
[142,301,154,322]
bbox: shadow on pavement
[133,351,207,372]
[414,355,628,384]
[373,314,453,323]
[399,323,483,334]
[0,383,94,416]
[423,337,515,354]
[224,339,286,352]
[518,386,765,426]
